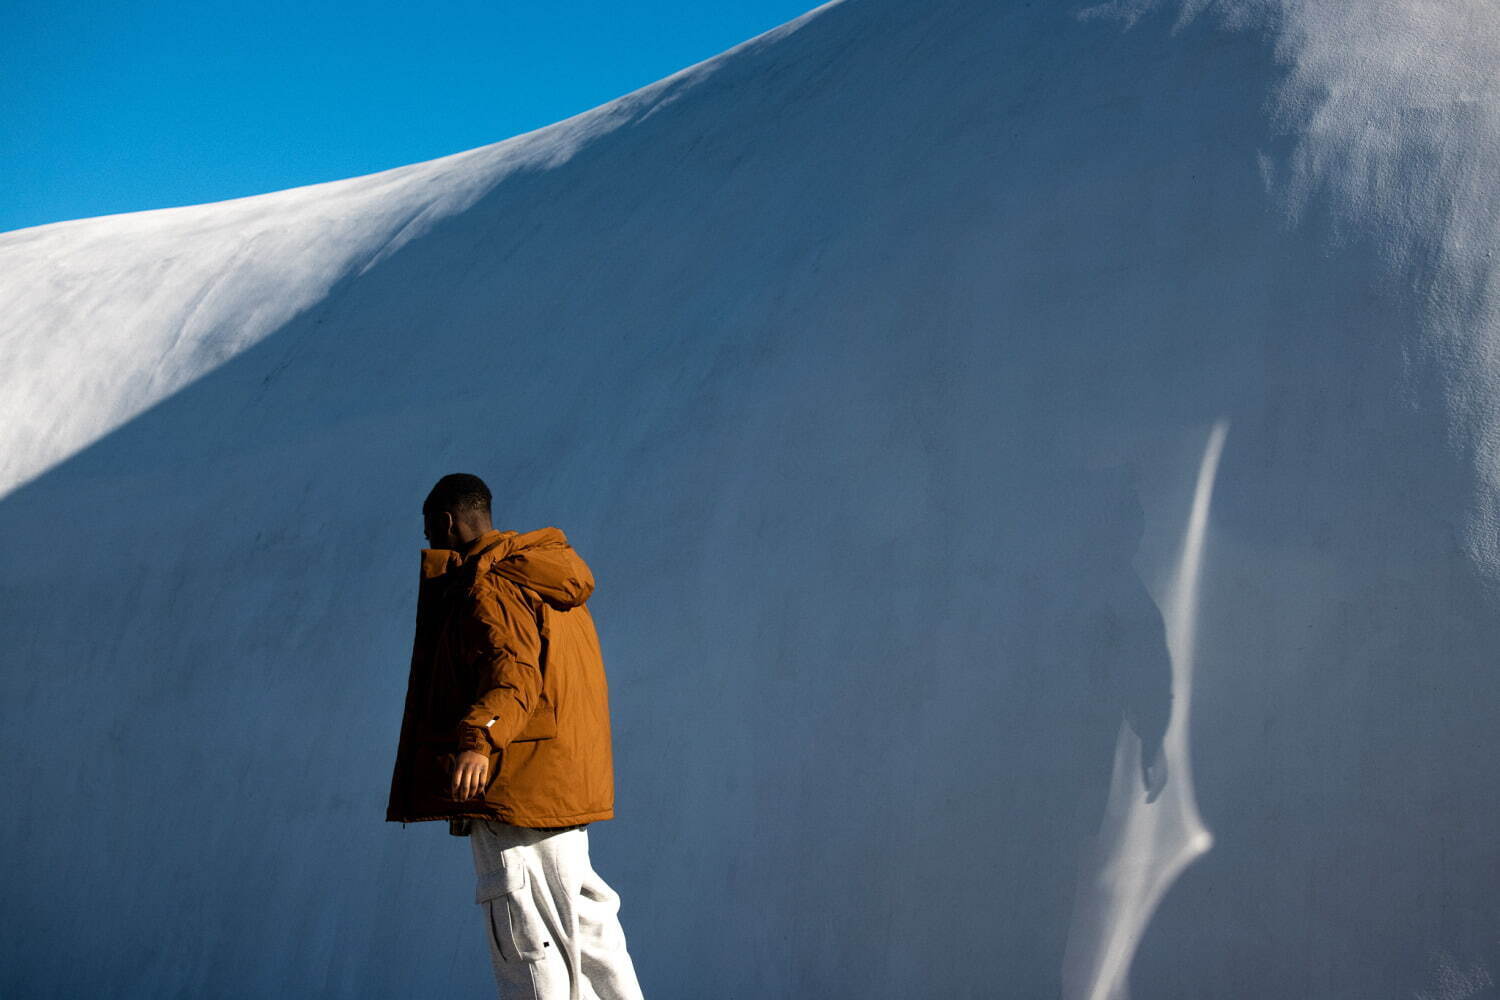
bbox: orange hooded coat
[385,527,616,829]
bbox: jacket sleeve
[454,577,544,756]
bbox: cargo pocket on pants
[475,864,551,963]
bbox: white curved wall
[3,2,1499,997]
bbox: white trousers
[470,820,645,1000]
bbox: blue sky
[1,0,818,234]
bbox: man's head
[422,473,494,549]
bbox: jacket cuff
[456,724,492,756]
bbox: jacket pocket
[474,864,551,962]
[513,696,558,742]
[513,606,558,742]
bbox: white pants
[470,820,645,1000]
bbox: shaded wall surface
[4,1,1500,997]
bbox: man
[387,473,645,1000]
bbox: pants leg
[572,843,645,1000]
[471,821,645,1000]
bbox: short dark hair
[423,473,492,517]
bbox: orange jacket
[385,527,616,829]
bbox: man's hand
[450,749,490,801]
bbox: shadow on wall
[1064,420,1227,1000]
[769,459,1182,1000]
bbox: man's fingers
[446,755,489,800]
[456,761,486,800]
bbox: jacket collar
[421,526,593,608]
[459,528,519,569]
[418,529,513,582]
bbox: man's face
[423,510,459,550]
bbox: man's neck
[458,526,498,555]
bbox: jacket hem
[386,807,614,827]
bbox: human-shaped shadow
[1025,468,1175,998]
[1081,480,1172,815]
[866,462,1173,999]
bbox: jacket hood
[453,526,595,610]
